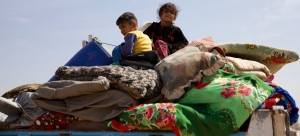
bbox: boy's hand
[119,42,125,53]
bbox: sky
[0,0,299,105]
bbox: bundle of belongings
[1,37,299,136]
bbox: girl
[143,2,189,59]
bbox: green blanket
[103,70,274,136]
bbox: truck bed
[0,130,246,136]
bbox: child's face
[118,22,136,36]
[160,10,175,23]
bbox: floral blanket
[217,43,299,74]
[55,66,162,99]
[103,69,274,136]
[258,83,299,125]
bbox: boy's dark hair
[116,12,138,26]
[158,2,179,20]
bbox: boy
[116,12,152,57]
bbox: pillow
[154,43,227,100]
[188,36,216,51]
[217,43,299,74]
[188,36,226,57]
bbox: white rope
[101,42,118,47]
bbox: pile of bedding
[0,37,299,136]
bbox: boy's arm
[120,33,137,56]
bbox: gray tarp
[0,97,21,127]
[0,92,45,128]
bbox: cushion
[217,43,299,74]
[2,83,40,99]
[154,43,227,100]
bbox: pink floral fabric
[104,103,177,131]
[30,111,79,130]
[152,40,168,60]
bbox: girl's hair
[116,12,138,26]
[157,2,179,20]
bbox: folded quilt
[34,89,138,122]
[34,79,110,99]
[55,66,162,99]
[226,56,271,81]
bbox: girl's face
[160,10,175,23]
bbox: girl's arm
[120,33,137,56]
[143,22,155,39]
[169,27,189,53]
